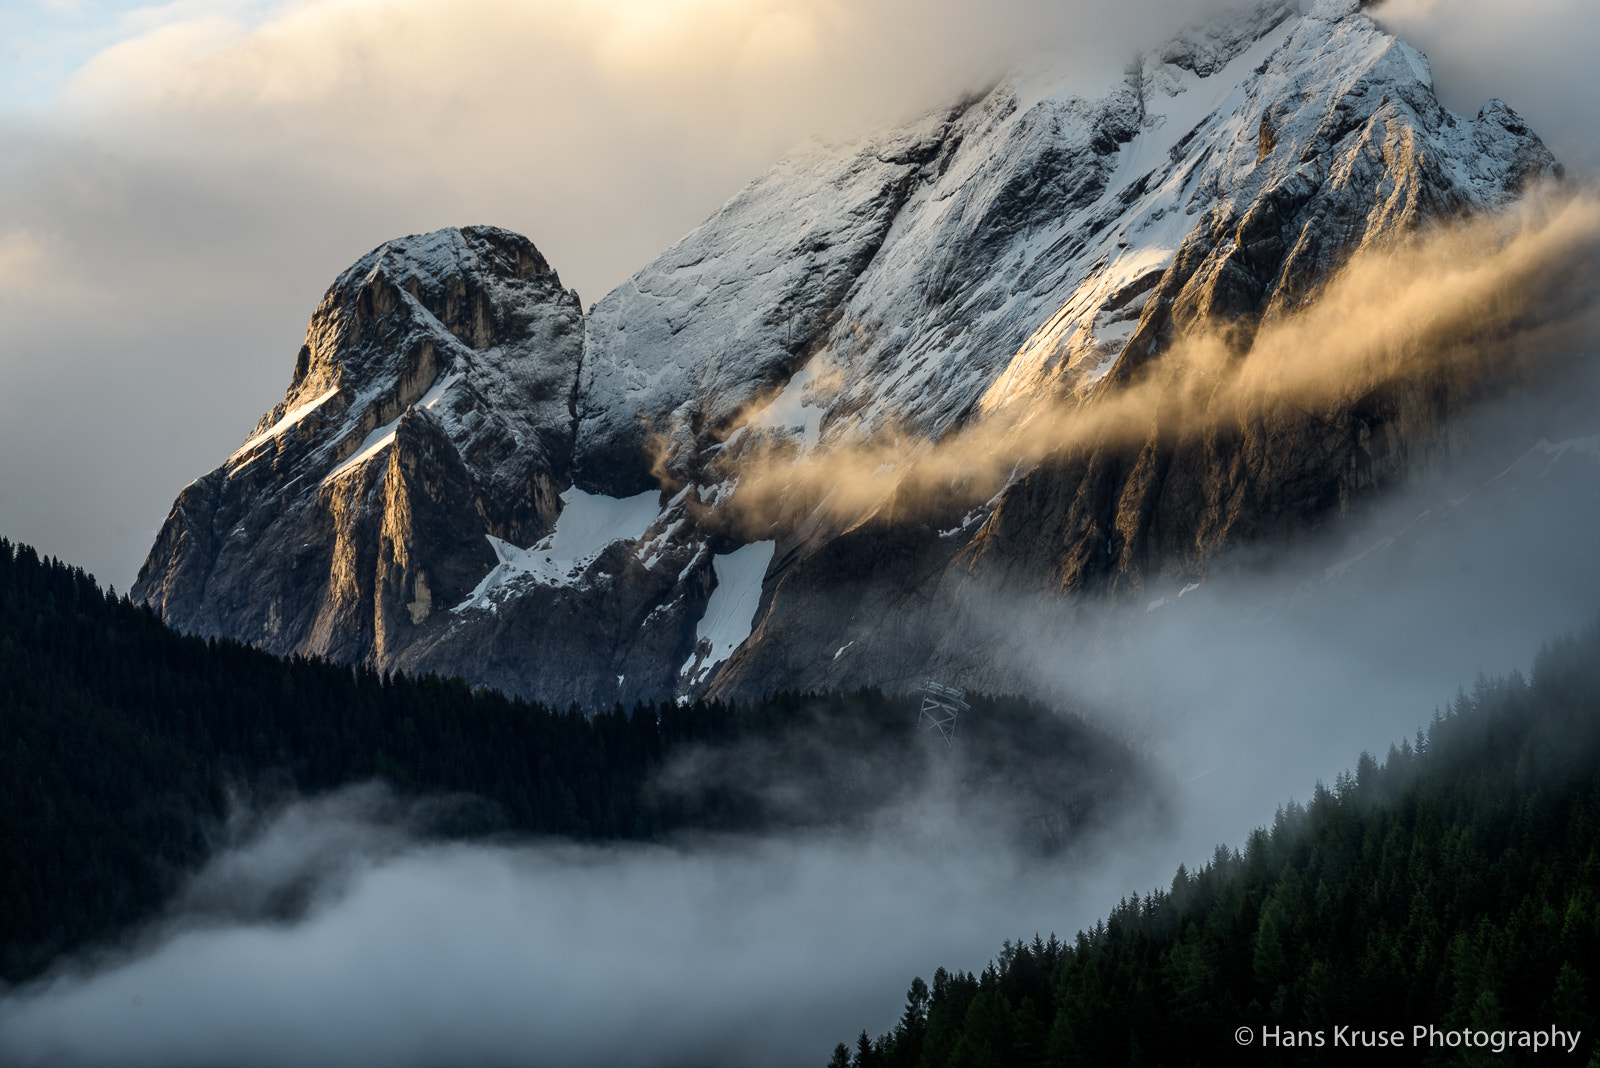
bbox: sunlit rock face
[136,1,1560,707]
[134,227,585,664]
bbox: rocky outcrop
[135,227,584,664]
[135,1,1564,708]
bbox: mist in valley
[1012,350,1600,844]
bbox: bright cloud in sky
[0,1,276,107]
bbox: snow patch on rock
[746,361,828,448]
[679,541,776,685]
[455,488,661,610]
[324,372,461,484]
[229,386,341,464]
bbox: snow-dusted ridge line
[578,2,1301,475]
[580,0,1553,490]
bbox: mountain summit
[134,0,1561,707]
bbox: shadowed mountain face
[134,0,1566,708]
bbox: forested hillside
[832,623,1600,1066]
[0,538,1143,985]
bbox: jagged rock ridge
[135,0,1561,707]
[138,228,583,665]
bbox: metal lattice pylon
[916,679,969,746]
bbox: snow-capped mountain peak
[134,1,1561,707]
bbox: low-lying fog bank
[0,785,1175,1068]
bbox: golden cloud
[721,189,1600,532]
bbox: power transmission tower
[916,679,968,746]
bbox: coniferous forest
[0,537,1142,985]
[828,622,1600,1067]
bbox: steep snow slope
[134,0,1563,708]
[576,0,1551,496]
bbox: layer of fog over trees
[2,338,1598,1066]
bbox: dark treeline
[831,620,1600,1066]
[0,538,1142,985]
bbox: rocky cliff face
[134,0,1562,708]
[136,228,583,664]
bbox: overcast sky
[0,0,1596,589]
